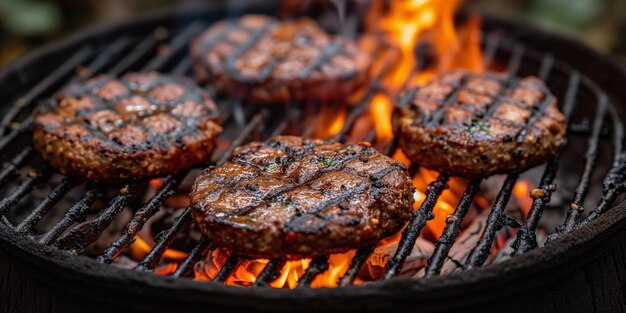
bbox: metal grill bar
[108,34,161,76]
[424,178,481,277]
[55,183,136,254]
[212,254,240,283]
[506,44,525,75]
[0,169,50,217]
[39,186,101,245]
[332,48,397,141]
[0,47,94,137]
[511,71,581,255]
[383,175,449,279]
[253,259,286,288]
[296,256,329,288]
[0,118,32,152]
[338,244,376,286]
[0,38,133,152]
[142,22,205,72]
[172,236,211,278]
[581,105,626,224]
[482,33,501,68]
[15,178,73,233]
[0,147,34,185]
[465,174,518,268]
[135,206,193,271]
[547,93,609,242]
[582,152,626,224]
[98,173,183,264]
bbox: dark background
[0,0,624,66]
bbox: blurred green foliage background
[0,0,624,66]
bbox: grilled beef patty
[190,136,414,259]
[33,72,222,181]
[395,70,566,177]
[190,15,371,104]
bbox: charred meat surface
[190,14,371,104]
[33,72,222,181]
[395,70,566,177]
[190,136,414,259]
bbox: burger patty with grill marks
[190,14,371,104]
[190,136,414,259]
[33,72,222,181]
[394,69,567,178]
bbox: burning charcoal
[194,249,229,281]
[438,209,491,276]
[360,237,434,280]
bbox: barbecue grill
[1,2,625,313]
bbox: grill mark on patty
[515,92,556,143]
[196,22,238,57]
[227,144,364,217]
[222,21,277,83]
[425,73,469,127]
[283,164,402,233]
[483,78,520,117]
[283,182,369,233]
[297,43,344,79]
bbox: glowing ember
[149,178,164,190]
[226,259,269,287]
[154,262,178,275]
[513,180,534,215]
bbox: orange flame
[371,93,394,142]
[311,250,356,288]
[128,235,188,275]
[367,0,484,239]
[271,259,311,289]
[367,0,483,147]
[314,103,347,139]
